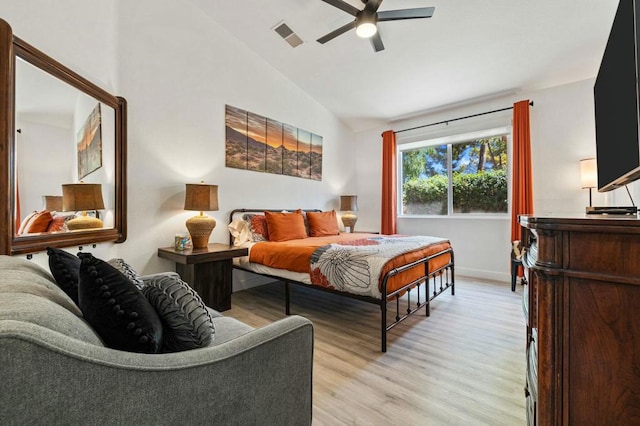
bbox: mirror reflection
[0,18,126,256]
[14,57,116,236]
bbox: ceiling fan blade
[370,32,385,52]
[320,0,360,17]
[377,7,435,21]
[364,0,383,13]
[317,21,357,44]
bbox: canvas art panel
[225,104,323,180]
[311,133,323,181]
[266,118,284,174]
[77,104,103,180]
[282,124,298,178]
[225,105,248,169]
[247,112,267,173]
[297,129,311,179]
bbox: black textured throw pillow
[46,247,81,305]
[107,258,144,290]
[77,253,163,353]
[143,274,215,352]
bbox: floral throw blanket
[309,235,448,299]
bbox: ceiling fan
[317,0,435,52]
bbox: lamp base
[186,214,216,249]
[341,213,358,232]
[586,206,638,215]
[67,215,103,230]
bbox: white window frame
[397,126,512,218]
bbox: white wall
[0,1,357,289]
[114,0,355,289]
[354,78,634,282]
[15,119,73,218]
[0,1,117,91]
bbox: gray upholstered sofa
[0,255,313,425]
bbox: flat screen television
[594,0,640,192]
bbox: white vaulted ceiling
[188,0,619,131]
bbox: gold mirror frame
[0,19,127,255]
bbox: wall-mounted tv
[594,0,640,192]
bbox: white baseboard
[454,267,510,283]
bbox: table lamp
[42,195,63,212]
[339,195,358,232]
[62,183,105,230]
[184,182,219,249]
[580,158,597,212]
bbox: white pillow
[228,217,252,246]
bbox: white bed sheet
[232,241,312,284]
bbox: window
[399,128,510,216]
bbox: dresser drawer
[533,229,562,268]
[567,232,640,278]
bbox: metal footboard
[380,248,454,352]
[236,247,454,352]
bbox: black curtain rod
[392,100,534,135]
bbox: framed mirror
[0,18,127,256]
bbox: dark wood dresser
[519,214,640,425]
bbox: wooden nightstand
[157,243,248,312]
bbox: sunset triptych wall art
[225,105,322,180]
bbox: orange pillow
[17,211,38,234]
[264,211,307,242]
[306,210,339,237]
[47,213,74,232]
[249,214,269,241]
[21,210,53,234]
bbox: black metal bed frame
[229,208,455,352]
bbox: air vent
[273,21,304,48]
[274,22,294,38]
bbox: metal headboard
[228,208,322,245]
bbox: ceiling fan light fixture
[317,0,435,51]
[356,22,377,38]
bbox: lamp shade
[42,195,63,212]
[62,184,105,212]
[184,183,219,212]
[339,195,358,212]
[580,158,597,189]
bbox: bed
[17,209,77,235]
[229,208,455,352]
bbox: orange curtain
[381,130,397,235]
[511,100,534,242]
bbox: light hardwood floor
[226,276,527,426]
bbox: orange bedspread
[249,233,452,296]
[379,240,451,297]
